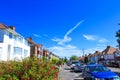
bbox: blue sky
[0,0,120,58]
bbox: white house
[0,24,30,61]
[102,46,116,63]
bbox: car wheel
[84,78,92,80]
[84,78,87,80]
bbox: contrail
[52,20,84,45]
[64,20,84,38]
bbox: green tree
[64,57,68,62]
[116,23,120,49]
[84,56,88,64]
[70,55,78,61]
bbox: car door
[83,67,92,79]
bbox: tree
[69,55,78,61]
[64,57,68,62]
[84,56,88,64]
[116,23,120,49]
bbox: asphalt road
[59,64,83,80]
[59,64,120,80]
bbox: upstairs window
[18,37,23,43]
[115,52,120,57]
[24,40,30,46]
[9,33,12,39]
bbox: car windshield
[89,65,109,72]
[75,63,81,66]
[72,62,80,64]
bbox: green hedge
[0,57,59,80]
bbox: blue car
[82,64,120,80]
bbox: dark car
[82,64,120,80]
[73,63,85,72]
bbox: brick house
[27,37,43,58]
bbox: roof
[102,46,116,55]
[87,64,103,67]
[0,23,25,39]
[27,37,35,44]
[0,23,7,29]
[94,51,101,56]
[87,53,92,57]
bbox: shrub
[0,57,59,80]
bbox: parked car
[87,62,97,65]
[82,64,120,80]
[73,63,85,72]
[70,60,80,70]
[66,61,71,66]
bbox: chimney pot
[9,26,15,31]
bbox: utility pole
[82,48,84,57]
[82,48,84,63]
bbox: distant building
[27,37,43,58]
[0,24,30,61]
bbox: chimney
[9,26,15,31]
[107,46,111,48]
[28,37,33,41]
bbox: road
[59,64,83,80]
[59,64,120,80]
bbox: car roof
[86,64,103,67]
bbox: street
[59,64,83,80]
[59,64,120,80]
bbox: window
[38,47,43,51]
[14,47,22,55]
[18,37,23,43]
[24,49,28,57]
[24,40,30,46]
[9,33,12,39]
[14,35,23,43]
[115,52,120,57]
[14,35,17,40]
[0,30,4,42]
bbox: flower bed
[0,57,59,80]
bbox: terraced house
[27,37,43,58]
[0,24,30,61]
